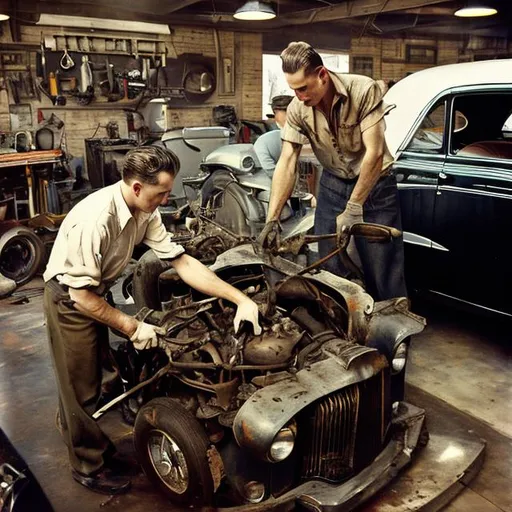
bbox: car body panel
[386,61,512,315]
[384,59,512,156]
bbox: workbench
[0,149,64,219]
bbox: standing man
[43,146,261,495]
[254,95,293,176]
[257,41,406,301]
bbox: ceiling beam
[164,0,203,14]
[147,0,454,29]
[280,0,453,26]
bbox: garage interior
[0,0,511,511]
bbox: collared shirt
[43,182,184,294]
[282,71,395,179]
[254,129,282,176]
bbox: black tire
[134,397,214,506]
[0,227,45,285]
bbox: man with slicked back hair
[43,146,261,494]
[258,41,406,302]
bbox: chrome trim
[426,290,512,319]
[397,183,437,190]
[439,185,512,200]
[403,232,449,252]
[473,184,512,192]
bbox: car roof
[383,59,512,156]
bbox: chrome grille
[301,372,386,482]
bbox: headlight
[391,342,408,374]
[241,155,255,172]
[268,421,296,462]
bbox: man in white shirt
[43,146,261,494]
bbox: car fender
[233,349,387,459]
[364,298,427,359]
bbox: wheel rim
[0,236,37,281]
[147,429,189,494]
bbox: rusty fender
[364,298,427,359]
[233,349,387,459]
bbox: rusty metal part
[207,445,225,492]
[175,375,240,410]
[167,359,292,372]
[233,349,388,457]
[92,363,173,420]
[243,331,304,365]
[278,233,337,256]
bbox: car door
[431,88,512,314]
[394,99,448,292]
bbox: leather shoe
[72,468,131,495]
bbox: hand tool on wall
[59,36,75,71]
[39,32,47,84]
[6,76,20,104]
[48,71,66,106]
[80,55,93,93]
[120,74,130,102]
[25,165,36,218]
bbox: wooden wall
[0,22,262,158]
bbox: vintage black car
[384,59,512,317]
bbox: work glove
[234,298,262,336]
[336,201,363,246]
[130,321,166,350]
[256,220,281,253]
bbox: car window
[406,102,446,153]
[451,92,512,159]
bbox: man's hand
[336,201,363,245]
[256,220,281,253]
[234,298,262,336]
[130,321,166,350]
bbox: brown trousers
[44,280,117,476]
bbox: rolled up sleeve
[281,105,308,145]
[144,209,185,260]
[58,223,103,290]
[359,81,393,133]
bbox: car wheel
[0,227,45,285]
[134,397,214,506]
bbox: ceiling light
[0,13,10,21]
[454,1,497,17]
[233,1,276,21]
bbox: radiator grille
[301,372,386,482]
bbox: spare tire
[0,226,45,285]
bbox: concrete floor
[0,278,510,512]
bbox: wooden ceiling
[4,0,511,40]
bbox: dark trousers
[43,280,117,476]
[314,171,407,301]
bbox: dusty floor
[0,278,510,511]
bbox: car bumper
[217,401,485,512]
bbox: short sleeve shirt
[281,71,395,179]
[43,182,184,294]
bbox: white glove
[233,299,262,336]
[130,321,166,350]
[336,201,363,245]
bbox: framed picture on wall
[406,45,437,64]
[352,56,373,77]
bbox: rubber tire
[0,227,45,285]
[134,397,214,506]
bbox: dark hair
[280,41,323,76]
[271,95,293,113]
[122,146,180,185]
